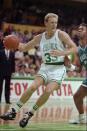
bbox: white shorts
[37,63,66,85]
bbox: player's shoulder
[57,29,69,42]
[58,29,68,36]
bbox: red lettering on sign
[22,83,28,91]
[10,81,74,98]
[57,89,61,96]
[68,84,73,96]
[63,84,67,96]
[15,83,21,96]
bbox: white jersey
[40,30,66,64]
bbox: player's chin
[51,28,56,32]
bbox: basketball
[4,35,19,50]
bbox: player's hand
[50,50,64,56]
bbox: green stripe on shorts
[36,74,47,84]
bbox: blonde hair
[44,13,58,22]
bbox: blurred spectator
[0,48,15,104]
[0,31,4,50]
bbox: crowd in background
[0,0,87,26]
[0,0,86,78]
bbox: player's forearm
[19,41,36,52]
[24,41,35,51]
[18,35,40,52]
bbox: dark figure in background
[0,48,15,104]
[0,32,4,50]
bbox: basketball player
[69,23,87,124]
[0,13,77,127]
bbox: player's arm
[60,31,77,54]
[64,55,76,71]
[18,34,42,52]
[50,30,77,56]
[72,53,82,72]
[65,53,82,72]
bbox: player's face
[78,25,87,38]
[45,17,58,32]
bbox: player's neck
[79,38,87,45]
[79,40,87,48]
[45,30,56,39]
